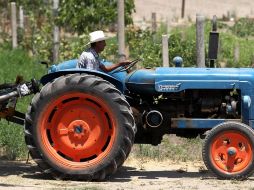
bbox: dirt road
[0,158,254,190]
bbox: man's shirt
[77,48,102,70]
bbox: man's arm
[99,61,131,72]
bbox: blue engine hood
[125,67,254,94]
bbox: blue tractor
[0,20,253,180]
[19,57,254,180]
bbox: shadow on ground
[108,166,214,182]
[0,160,52,180]
[0,160,218,182]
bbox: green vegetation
[59,0,135,34]
[231,18,254,38]
[1,1,135,63]
[126,19,254,68]
[0,47,45,159]
[131,135,202,162]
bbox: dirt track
[0,159,254,190]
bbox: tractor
[28,57,252,180]
[1,19,254,180]
[2,53,254,181]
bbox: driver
[77,30,131,72]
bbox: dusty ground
[133,0,254,25]
[0,158,254,190]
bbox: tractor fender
[40,69,124,92]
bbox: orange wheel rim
[211,130,253,174]
[39,92,116,169]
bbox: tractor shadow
[1,160,254,182]
[109,166,215,182]
[0,160,52,180]
[6,160,216,182]
[0,160,214,181]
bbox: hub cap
[211,130,252,173]
[39,93,116,168]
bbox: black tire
[202,122,254,179]
[24,73,135,180]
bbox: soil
[0,158,254,190]
[133,0,254,24]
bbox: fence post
[117,0,125,61]
[181,0,186,19]
[53,0,60,63]
[11,2,17,48]
[19,6,24,29]
[196,14,205,67]
[151,12,157,33]
[162,35,169,67]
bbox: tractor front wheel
[202,122,254,179]
[25,73,135,180]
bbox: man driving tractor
[77,30,131,72]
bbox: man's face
[96,40,106,53]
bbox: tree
[58,0,135,34]
[0,0,50,13]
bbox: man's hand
[119,60,131,67]
[100,60,132,73]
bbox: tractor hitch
[0,77,40,125]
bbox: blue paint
[48,59,78,73]
[172,119,241,129]
[48,59,127,83]
[126,67,254,93]
[173,56,183,67]
[44,59,128,92]
[44,59,254,129]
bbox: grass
[0,47,45,159]
[131,135,203,162]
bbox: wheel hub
[227,147,237,156]
[67,120,90,141]
[209,129,253,175]
[74,125,83,134]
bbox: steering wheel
[111,58,141,74]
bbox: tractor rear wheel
[25,73,135,180]
[202,122,254,179]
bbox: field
[1,1,254,189]
[133,0,254,23]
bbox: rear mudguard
[40,69,125,93]
[44,59,127,92]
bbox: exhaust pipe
[145,110,163,128]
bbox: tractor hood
[125,67,254,94]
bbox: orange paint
[38,92,116,169]
[210,130,252,174]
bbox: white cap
[88,30,110,44]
